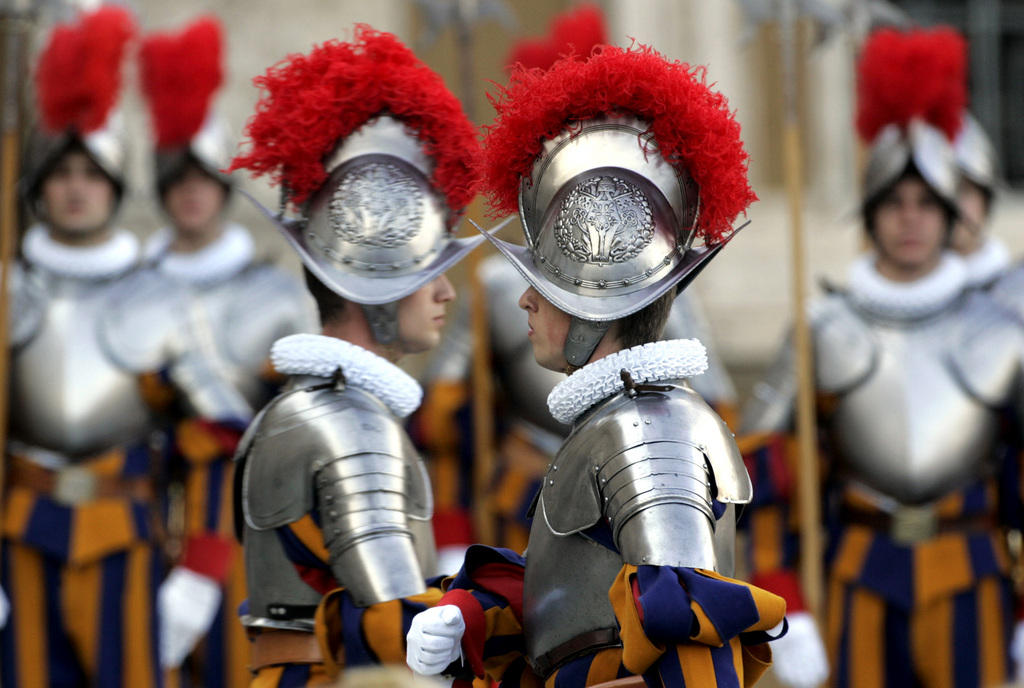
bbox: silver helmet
[481,115,722,319]
[953,112,1000,195]
[479,116,725,366]
[154,114,233,193]
[24,112,129,204]
[862,119,959,210]
[25,5,135,205]
[141,16,233,194]
[232,28,488,345]
[266,115,488,308]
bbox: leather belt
[248,629,323,671]
[531,627,622,679]
[7,458,155,507]
[841,505,995,545]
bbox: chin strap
[563,316,611,369]
[361,303,400,345]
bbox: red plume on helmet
[229,26,479,218]
[506,3,607,72]
[856,27,967,143]
[35,6,136,135]
[483,43,754,245]
[140,16,224,150]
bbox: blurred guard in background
[740,27,1024,688]
[2,6,251,688]
[228,27,488,686]
[138,16,314,688]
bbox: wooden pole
[777,1,824,620]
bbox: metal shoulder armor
[540,382,750,571]
[220,263,316,372]
[101,268,253,420]
[241,378,434,606]
[811,293,878,393]
[949,291,1024,407]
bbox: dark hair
[616,290,676,349]
[28,138,122,209]
[863,167,956,238]
[303,267,351,327]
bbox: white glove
[0,585,9,630]
[769,612,830,688]
[157,567,222,669]
[406,605,465,676]
[1011,619,1024,683]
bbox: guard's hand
[157,567,222,669]
[406,605,465,676]
[769,612,829,688]
[0,585,9,630]
[1011,619,1024,683]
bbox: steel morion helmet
[477,44,756,366]
[954,112,1000,197]
[25,5,135,206]
[856,27,967,213]
[140,16,232,196]
[229,27,484,343]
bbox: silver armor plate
[175,263,314,411]
[524,381,748,668]
[9,266,155,457]
[744,290,1024,505]
[240,376,436,615]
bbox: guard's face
[871,177,947,273]
[40,150,116,237]
[519,286,571,372]
[951,180,989,256]
[163,164,227,239]
[396,274,456,354]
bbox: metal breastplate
[180,264,313,410]
[827,294,1022,504]
[240,376,436,626]
[9,269,153,457]
[523,382,749,668]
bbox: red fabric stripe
[471,562,526,622]
[181,533,234,582]
[439,588,487,678]
[750,569,805,613]
[432,509,474,548]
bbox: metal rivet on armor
[368,265,377,271]
[552,466,558,471]
[329,511,338,518]
[333,529,341,536]
[574,279,582,286]
[642,556,648,562]
[342,257,352,264]
[597,280,606,288]
[663,256,671,265]
[646,269,653,277]
[644,418,652,425]
[633,420,639,427]
[538,256,546,263]
[549,479,554,485]
[553,266,561,274]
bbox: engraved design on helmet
[329,162,423,248]
[555,175,654,264]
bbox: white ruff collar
[23,224,139,279]
[846,252,967,320]
[146,223,254,284]
[270,333,423,418]
[547,339,708,425]
[963,237,1010,288]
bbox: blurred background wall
[26,0,1024,392]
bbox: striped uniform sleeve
[436,545,527,684]
[736,430,807,613]
[609,565,785,687]
[408,380,476,551]
[175,417,246,583]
